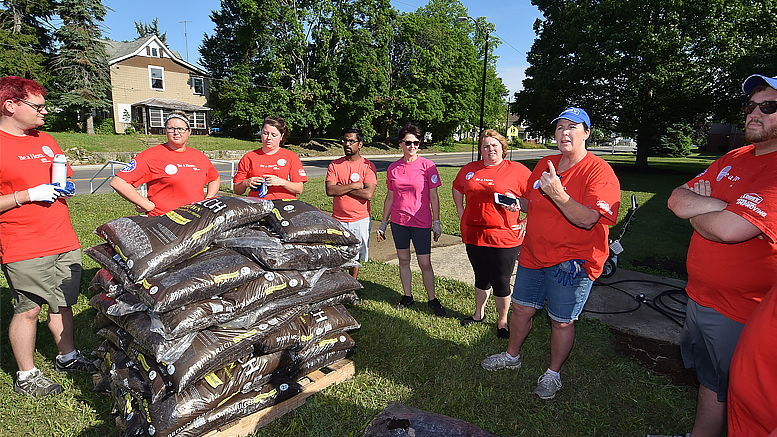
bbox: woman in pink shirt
[376,122,446,316]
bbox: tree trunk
[635,130,650,170]
[86,112,95,135]
[302,125,312,143]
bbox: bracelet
[13,191,22,207]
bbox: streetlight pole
[458,16,489,161]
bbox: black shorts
[465,244,521,297]
[390,222,432,255]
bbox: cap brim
[743,74,777,95]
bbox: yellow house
[102,35,212,135]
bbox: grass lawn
[0,189,699,436]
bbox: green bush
[93,118,115,135]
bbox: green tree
[52,0,111,134]
[513,0,754,169]
[134,18,166,44]
[0,0,55,83]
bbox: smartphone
[494,192,517,207]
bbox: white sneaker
[532,371,562,399]
[480,352,521,371]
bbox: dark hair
[479,129,508,159]
[262,117,290,145]
[398,122,422,143]
[343,127,364,143]
[0,76,47,106]
[750,84,771,98]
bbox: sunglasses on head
[743,100,777,115]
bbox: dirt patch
[610,328,698,387]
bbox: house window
[149,66,164,90]
[151,47,158,57]
[191,112,206,129]
[192,77,204,95]
[149,108,172,127]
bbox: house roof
[131,98,212,111]
[101,35,209,76]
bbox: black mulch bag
[148,350,291,437]
[156,269,309,339]
[90,292,197,364]
[361,402,501,437]
[93,311,114,330]
[252,304,361,355]
[97,323,174,404]
[89,268,126,298]
[262,199,360,245]
[308,291,360,314]
[93,340,151,399]
[133,246,265,313]
[291,348,356,381]
[165,305,304,394]
[218,270,361,330]
[111,383,153,437]
[215,224,360,270]
[290,332,356,364]
[84,243,137,290]
[169,376,302,437]
[95,196,274,281]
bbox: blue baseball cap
[742,74,777,95]
[551,107,591,128]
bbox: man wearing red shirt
[326,127,377,278]
[665,74,777,437]
[0,76,96,399]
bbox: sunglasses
[403,140,420,147]
[743,100,777,115]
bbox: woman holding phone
[452,129,531,338]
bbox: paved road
[71,146,636,195]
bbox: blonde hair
[479,129,508,159]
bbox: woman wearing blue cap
[480,107,621,400]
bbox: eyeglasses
[343,139,360,145]
[166,127,190,133]
[12,97,47,113]
[403,141,420,147]
[743,100,777,115]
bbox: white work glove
[376,220,389,241]
[432,220,442,242]
[27,184,61,203]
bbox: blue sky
[100,0,542,97]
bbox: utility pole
[179,21,192,61]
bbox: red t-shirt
[519,152,620,279]
[233,148,308,200]
[684,145,777,324]
[386,156,441,228]
[326,156,378,222]
[728,281,777,437]
[0,129,80,263]
[115,144,220,217]
[452,159,531,247]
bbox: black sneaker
[427,298,446,316]
[55,350,98,373]
[14,369,63,398]
[397,295,415,309]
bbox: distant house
[101,35,212,135]
[707,123,744,152]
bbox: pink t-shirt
[0,129,80,263]
[116,144,220,216]
[326,156,378,222]
[386,156,441,228]
[233,148,308,200]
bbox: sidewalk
[367,220,687,345]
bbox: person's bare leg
[397,249,413,297]
[495,295,511,330]
[548,319,575,372]
[9,306,42,371]
[472,287,491,320]
[506,303,535,357]
[48,306,75,356]
[417,254,436,300]
[689,384,727,437]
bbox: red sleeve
[116,152,153,187]
[325,161,337,182]
[287,152,308,183]
[233,152,253,184]
[365,160,378,184]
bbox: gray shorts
[339,217,371,262]
[2,249,82,314]
[680,298,744,401]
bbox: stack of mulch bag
[85,197,364,437]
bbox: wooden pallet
[204,359,355,437]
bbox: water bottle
[52,154,67,187]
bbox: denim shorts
[390,222,432,255]
[2,248,82,314]
[339,217,371,261]
[511,263,593,323]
